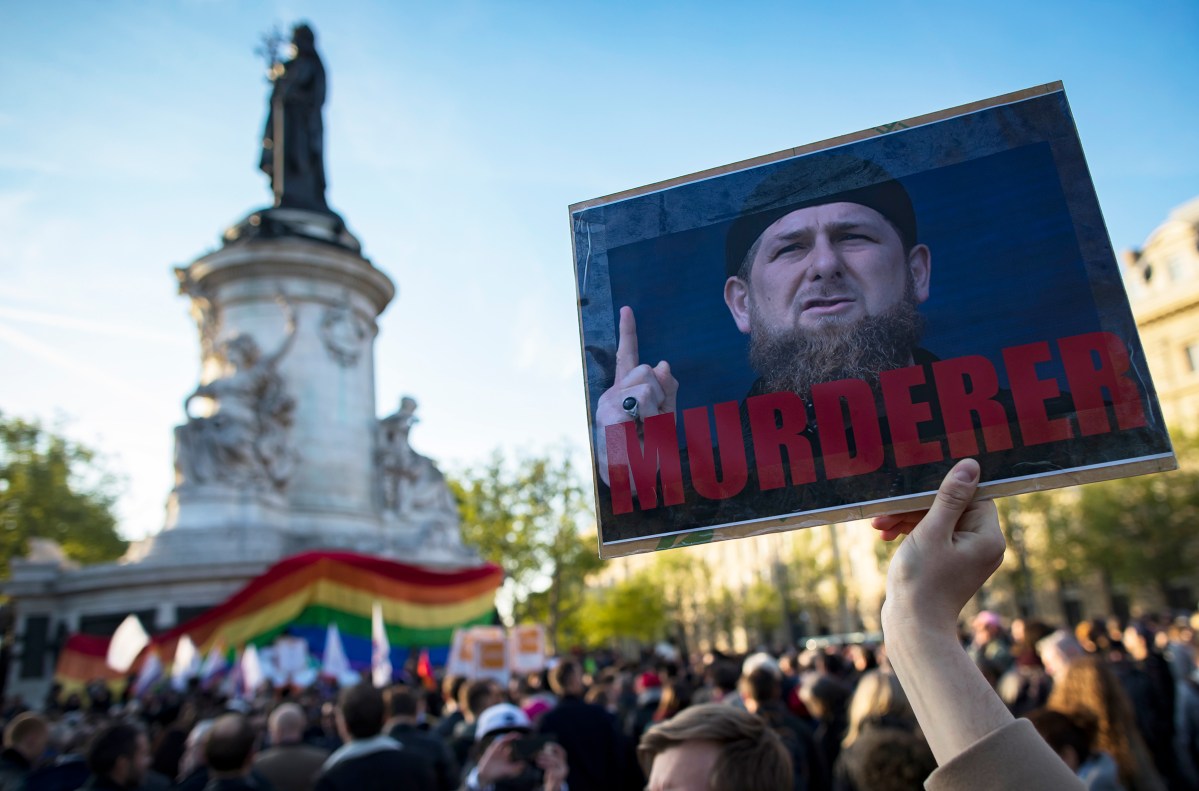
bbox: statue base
[135,484,290,564]
[222,206,362,252]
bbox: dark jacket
[386,725,456,791]
[253,743,329,791]
[0,750,34,791]
[537,696,632,791]
[314,741,434,791]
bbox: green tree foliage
[578,571,669,647]
[449,449,602,651]
[1002,432,1199,608]
[0,413,127,577]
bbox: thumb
[921,459,981,542]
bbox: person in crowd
[998,619,1054,717]
[449,682,501,770]
[201,715,259,791]
[1039,630,1086,682]
[462,704,567,791]
[968,612,1014,676]
[536,660,632,791]
[839,671,913,751]
[637,704,792,791]
[433,677,467,741]
[627,673,661,743]
[1048,656,1167,791]
[1026,708,1124,791]
[836,728,935,791]
[799,675,850,776]
[649,683,687,725]
[739,666,826,791]
[1120,622,1180,785]
[833,670,918,791]
[383,687,456,791]
[253,704,328,791]
[314,685,434,791]
[82,724,151,791]
[173,720,214,791]
[1,713,49,791]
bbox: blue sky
[2,0,1197,540]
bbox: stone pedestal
[143,216,397,560]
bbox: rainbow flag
[53,634,128,696]
[53,551,502,691]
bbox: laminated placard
[508,625,547,675]
[570,82,1175,559]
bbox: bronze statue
[259,24,328,213]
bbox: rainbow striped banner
[54,551,502,690]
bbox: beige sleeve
[925,719,1087,791]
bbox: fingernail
[954,460,979,483]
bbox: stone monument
[5,23,475,702]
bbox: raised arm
[875,459,1085,791]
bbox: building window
[1168,254,1188,283]
[1187,344,1199,373]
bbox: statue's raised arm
[263,291,299,369]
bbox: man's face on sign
[725,202,930,337]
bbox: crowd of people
[2,462,1195,791]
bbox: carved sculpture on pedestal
[376,397,468,555]
[173,296,299,492]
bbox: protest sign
[509,624,547,674]
[473,637,509,683]
[447,625,507,679]
[570,82,1176,559]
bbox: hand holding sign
[595,306,679,486]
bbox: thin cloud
[0,306,181,345]
[0,322,160,410]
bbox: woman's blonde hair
[843,670,914,748]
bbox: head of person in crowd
[638,703,792,791]
[1047,655,1151,789]
[1074,620,1112,655]
[177,719,214,780]
[741,652,781,680]
[800,675,850,724]
[710,661,741,702]
[842,670,914,748]
[267,703,307,746]
[548,660,585,699]
[336,684,386,742]
[653,681,690,723]
[1036,630,1085,680]
[3,712,49,767]
[474,703,531,746]
[1025,708,1097,773]
[635,671,662,698]
[204,714,257,779]
[841,727,935,791]
[461,679,501,724]
[87,722,151,790]
[847,644,879,674]
[471,703,568,791]
[722,154,931,400]
[442,675,466,713]
[971,611,1005,647]
[1121,621,1154,662]
[383,685,421,727]
[739,666,783,715]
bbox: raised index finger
[614,305,640,381]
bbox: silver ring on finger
[622,396,641,421]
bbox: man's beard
[748,293,925,400]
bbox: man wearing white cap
[464,704,568,791]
